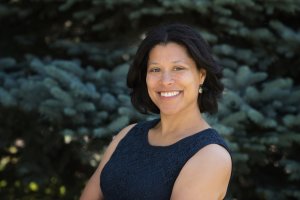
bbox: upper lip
[158,90,182,92]
[158,91,182,96]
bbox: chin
[158,107,181,116]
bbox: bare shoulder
[171,144,232,200]
[195,144,232,167]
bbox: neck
[157,109,209,137]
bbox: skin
[80,42,232,200]
[146,42,208,142]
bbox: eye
[174,66,185,71]
[148,67,160,72]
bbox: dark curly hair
[127,23,224,114]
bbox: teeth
[160,91,180,97]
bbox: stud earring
[199,84,203,94]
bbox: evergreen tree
[0,0,299,199]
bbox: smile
[159,91,181,97]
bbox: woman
[80,23,232,200]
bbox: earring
[199,84,203,94]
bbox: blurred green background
[0,0,300,199]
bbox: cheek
[146,76,157,101]
[177,73,199,85]
[182,74,202,93]
[146,74,157,89]
[145,75,151,89]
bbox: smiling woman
[146,42,206,116]
[80,23,232,200]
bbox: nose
[161,71,174,85]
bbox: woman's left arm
[170,144,232,200]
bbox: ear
[198,68,206,84]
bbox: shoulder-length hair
[127,23,224,115]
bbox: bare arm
[171,144,232,200]
[79,124,136,200]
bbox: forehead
[148,42,193,63]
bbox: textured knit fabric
[100,119,230,200]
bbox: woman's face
[146,42,206,116]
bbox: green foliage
[0,56,146,137]
[1,0,300,199]
[0,56,149,199]
[207,66,300,199]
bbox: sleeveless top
[100,119,230,200]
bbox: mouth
[159,91,181,97]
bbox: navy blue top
[100,119,230,200]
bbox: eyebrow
[148,60,186,65]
